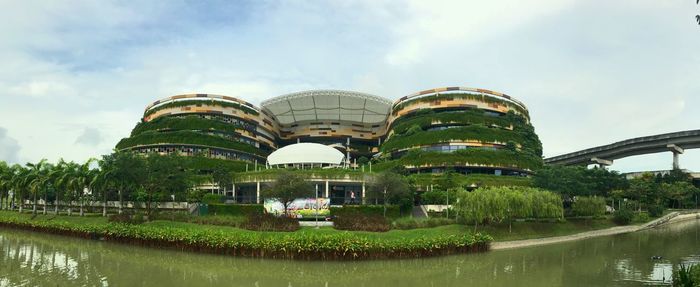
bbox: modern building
[116,87,542,203]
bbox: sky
[0,0,698,173]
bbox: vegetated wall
[380,90,543,175]
[117,88,542,179]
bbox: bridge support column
[667,144,684,170]
[591,157,613,169]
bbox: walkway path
[491,211,698,251]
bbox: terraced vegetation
[144,99,259,118]
[115,130,265,156]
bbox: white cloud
[0,0,698,174]
[0,127,21,164]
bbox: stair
[412,205,428,218]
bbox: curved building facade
[116,94,276,164]
[384,87,542,175]
[116,87,542,176]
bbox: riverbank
[491,211,700,250]
[0,211,490,260]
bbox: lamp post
[315,184,319,229]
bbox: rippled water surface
[1,220,699,287]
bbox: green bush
[202,194,224,204]
[612,208,634,225]
[392,92,529,117]
[673,264,700,287]
[333,214,391,232]
[571,196,606,217]
[392,217,455,230]
[242,213,299,232]
[131,116,243,137]
[374,149,543,171]
[115,130,265,156]
[208,204,264,216]
[454,186,563,226]
[634,212,651,223]
[647,204,665,217]
[330,205,401,219]
[381,125,527,153]
[389,109,514,136]
[0,211,492,260]
[144,99,259,118]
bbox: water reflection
[0,220,699,287]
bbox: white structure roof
[267,143,345,166]
[260,90,392,125]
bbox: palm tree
[11,165,30,213]
[59,161,79,216]
[93,157,116,217]
[0,161,11,210]
[66,159,97,217]
[48,160,69,215]
[26,159,49,215]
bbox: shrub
[634,212,651,223]
[647,204,665,217]
[208,204,264,216]
[392,217,455,230]
[202,194,224,204]
[612,208,634,225]
[333,214,391,232]
[242,213,299,232]
[571,196,606,217]
[330,205,401,219]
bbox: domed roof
[260,89,392,124]
[267,143,345,166]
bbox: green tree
[367,171,410,217]
[140,154,192,216]
[262,171,313,215]
[436,169,459,218]
[10,165,29,213]
[0,161,11,210]
[627,173,664,212]
[26,159,50,215]
[663,181,699,209]
[211,164,233,196]
[571,196,606,217]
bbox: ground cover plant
[0,211,491,260]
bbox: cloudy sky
[0,0,698,173]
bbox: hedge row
[330,205,401,219]
[0,211,491,260]
[381,125,526,153]
[115,130,265,156]
[392,92,529,118]
[131,116,244,137]
[374,149,543,171]
[144,99,259,118]
[389,109,515,136]
[208,204,264,216]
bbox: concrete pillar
[361,182,366,204]
[667,144,684,170]
[232,183,236,203]
[325,180,330,198]
[591,157,613,169]
[673,153,680,170]
[256,181,261,204]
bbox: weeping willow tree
[454,186,563,232]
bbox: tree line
[0,152,216,217]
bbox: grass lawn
[0,211,636,243]
[477,219,619,242]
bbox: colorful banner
[264,198,330,218]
